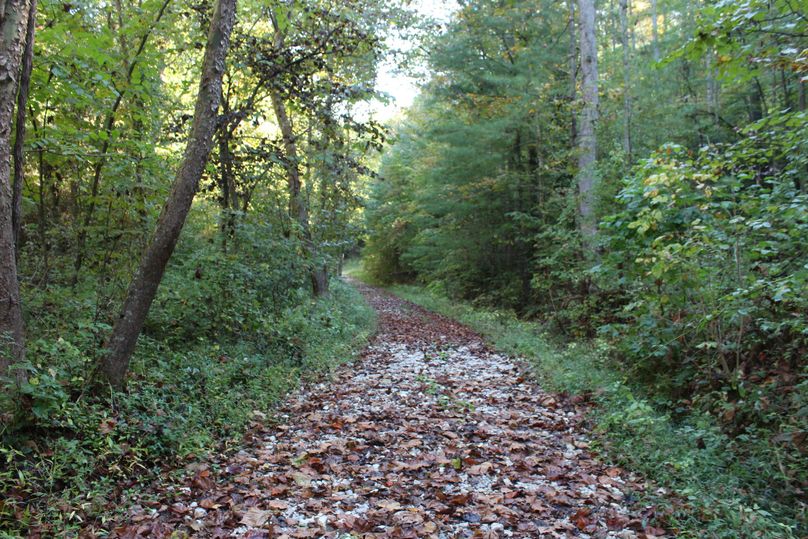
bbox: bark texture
[270,88,329,297]
[0,0,34,387]
[576,0,599,248]
[568,0,577,144]
[100,0,237,389]
[11,0,34,256]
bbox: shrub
[0,227,375,535]
[599,113,807,413]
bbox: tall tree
[650,0,660,62]
[0,0,35,390]
[575,0,599,249]
[71,0,173,285]
[270,87,329,297]
[11,0,35,256]
[619,0,631,161]
[268,10,329,297]
[99,0,237,389]
[568,0,577,144]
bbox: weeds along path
[113,281,664,538]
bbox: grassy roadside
[0,279,376,537]
[344,263,801,538]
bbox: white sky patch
[369,0,459,122]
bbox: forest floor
[107,281,666,539]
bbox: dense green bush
[0,222,375,535]
[599,112,807,421]
[147,223,309,346]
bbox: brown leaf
[467,461,494,475]
[606,513,630,530]
[241,508,272,528]
[267,500,288,510]
[99,418,117,434]
[571,508,592,531]
[199,498,220,510]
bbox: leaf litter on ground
[106,281,668,538]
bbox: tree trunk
[99,0,237,389]
[37,150,48,285]
[217,93,239,250]
[779,68,791,110]
[11,0,34,257]
[270,89,328,297]
[576,0,599,251]
[0,0,34,389]
[217,126,238,245]
[619,0,632,161]
[650,0,660,62]
[748,77,766,122]
[269,12,328,297]
[568,0,577,145]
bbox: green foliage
[364,0,576,311]
[362,1,807,534]
[0,227,375,533]
[596,381,802,538]
[587,113,808,536]
[599,110,807,426]
[686,0,807,88]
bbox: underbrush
[384,282,805,539]
[0,240,375,536]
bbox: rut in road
[116,282,664,538]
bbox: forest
[0,0,806,537]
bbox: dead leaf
[241,507,272,527]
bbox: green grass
[343,257,378,284]
[378,282,802,539]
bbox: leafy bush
[598,111,807,444]
[601,119,807,387]
[147,222,309,346]
[0,228,375,535]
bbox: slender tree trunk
[748,77,765,122]
[576,0,599,251]
[217,93,239,250]
[37,151,48,285]
[779,68,791,110]
[650,0,660,62]
[568,0,577,145]
[99,0,236,389]
[0,0,34,390]
[28,112,49,285]
[619,0,632,161]
[269,89,328,297]
[217,126,235,247]
[11,0,34,257]
[268,11,327,297]
[72,0,172,285]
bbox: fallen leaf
[241,507,272,527]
